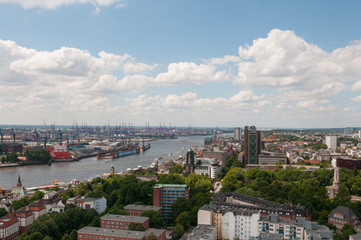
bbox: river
[0,136,205,189]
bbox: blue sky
[0,0,361,128]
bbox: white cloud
[0,0,127,9]
[236,29,361,92]
[2,29,361,127]
[296,99,335,112]
[125,90,265,113]
[123,62,159,74]
[350,95,361,102]
[352,80,361,91]
[208,55,241,65]
[154,62,231,85]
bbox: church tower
[17,174,22,186]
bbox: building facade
[258,214,333,240]
[198,204,261,240]
[77,227,166,240]
[328,206,360,233]
[202,151,226,168]
[153,184,190,220]
[326,136,337,149]
[101,214,149,230]
[0,217,20,240]
[234,127,241,141]
[66,196,107,213]
[194,158,222,179]
[244,126,261,165]
[124,204,162,216]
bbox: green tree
[170,165,184,174]
[30,191,45,202]
[61,234,71,240]
[171,198,192,219]
[339,224,356,240]
[0,208,7,218]
[69,229,77,240]
[158,174,185,184]
[107,208,128,215]
[221,167,244,192]
[173,224,184,239]
[147,235,157,240]
[11,197,31,210]
[128,222,146,231]
[350,176,361,196]
[175,212,190,229]
[141,210,165,228]
[185,174,213,194]
[28,232,43,240]
[335,183,351,206]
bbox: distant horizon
[0,124,360,131]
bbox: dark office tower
[186,149,195,173]
[244,126,261,165]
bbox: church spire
[17,174,22,186]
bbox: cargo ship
[97,143,150,160]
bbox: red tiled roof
[0,217,19,228]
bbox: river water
[0,136,205,189]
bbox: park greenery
[15,171,213,239]
[11,191,45,210]
[1,149,51,164]
[18,205,99,240]
[0,208,8,218]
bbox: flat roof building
[101,214,149,230]
[77,227,145,240]
[153,184,190,220]
[186,225,217,240]
[124,204,162,216]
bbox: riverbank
[0,135,205,189]
[0,161,49,168]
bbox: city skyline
[1,1,361,128]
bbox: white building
[325,136,337,149]
[198,205,260,240]
[67,196,107,213]
[257,214,333,240]
[194,158,222,179]
[234,128,241,141]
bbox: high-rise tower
[244,126,261,165]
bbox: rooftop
[101,214,149,223]
[145,228,166,237]
[186,225,217,240]
[153,184,188,189]
[124,204,162,212]
[78,227,145,238]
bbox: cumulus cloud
[296,99,335,112]
[236,29,361,92]
[0,0,127,9]
[2,28,361,126]
[208,55,241,65]
[352,80,361,91]
[123,62,159,74]
[125,90,265,113]
[350,95,361,102]
[154,62,231,85]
